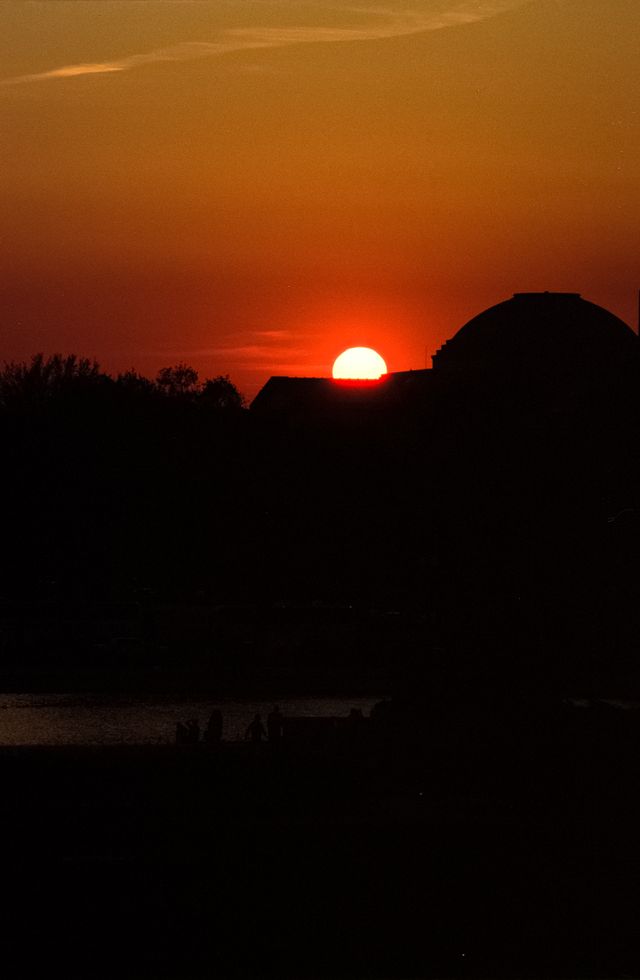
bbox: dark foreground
[0,737,638,979]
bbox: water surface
[0,693,381,746]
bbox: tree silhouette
[115,369,157,396]
[200,375,246,410]
[0,353,105,407]
[156,364,199,398]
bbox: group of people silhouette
[246,706,284,744]
[175,709,224,746]
[175,706,284,746]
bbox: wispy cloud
[249,329,293,340]
[156,331,308,364]
[2,1,532,86]
[198,344,311,362]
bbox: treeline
[0,353,433,689]
[0,354,260,604]
[0,353,422,606]
[0,353,245,411]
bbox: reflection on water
[0,694,381,746]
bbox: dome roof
[433,292,638,373]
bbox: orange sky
[2,0,639,398]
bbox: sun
[332,347,387,380]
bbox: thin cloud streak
[155,344,310,362]
[245,362,328,376]
[2,1,532,86]
[206,345,311,361]
[251,330,291,340]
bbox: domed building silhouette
[433,292,637,372]
[252,292,639,419]
[431,292,639,412]
[249,292,640,691]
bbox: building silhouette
[432,291,639,411]
[252,292,639,421]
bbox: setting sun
[332,347,387,380]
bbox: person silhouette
[175,721,189,745]
[186,718,200,744]
[267,705,284,745]
[204,708,223,746]
[345,708,364,748]
[246,713,267,744]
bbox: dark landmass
[0,600,426,698]
[1,326,639,701]
[1,294,640,975]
